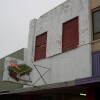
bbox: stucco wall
[27,0,92,86]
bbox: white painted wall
[27,0,92,86]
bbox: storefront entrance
[64,95,86,100]
[34,94,86,100]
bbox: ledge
[91,39,100,44]
[75,76,100,86]
[9,81,75,94]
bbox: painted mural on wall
[3,57,33,85]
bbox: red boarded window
[62,17,79,52]
[34,32,47,61]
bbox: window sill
[92,39,100,44]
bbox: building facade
[27,0,91,86]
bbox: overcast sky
[0,0,66,59]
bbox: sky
[0,0,66,59]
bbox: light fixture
[80,93,86,96]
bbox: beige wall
[90,0,100,10]
[92,40,100,51]
[90,0,100,51]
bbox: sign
[3,57,33,85]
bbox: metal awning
[10,81,75,94]
[0,81,75,95]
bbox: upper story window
[92,9,100,40]
[34,32,47,61]
[62,17,79,52]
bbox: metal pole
[34,65,47,85]
[33,68,50,85]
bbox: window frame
[62,17,79,52]
[92,7,100,41]
[34,32,47,61]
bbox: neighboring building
[0,49,24,92]
[0,0,100,100]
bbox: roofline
[0,48,26,60]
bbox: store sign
[3,57,33,85]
